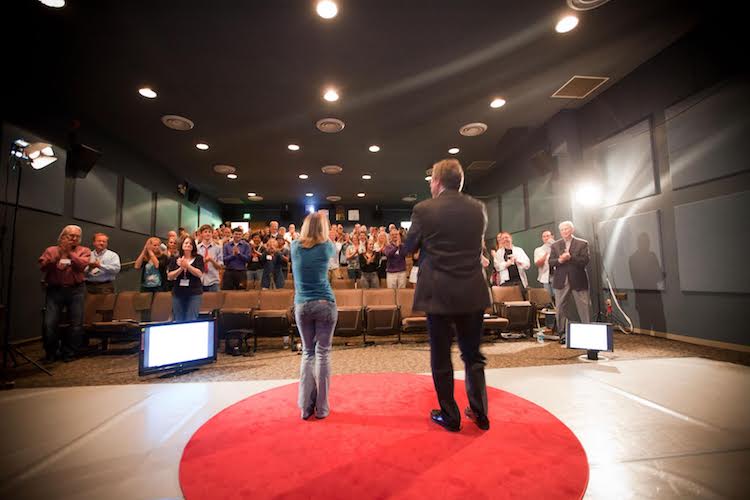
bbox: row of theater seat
[76,285,553,351]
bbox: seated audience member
[196,224,223,292]
[261,238,285,289]
[383,229,407,289]
[534,229,555,300]
[222,227,250,290]
[493,231,530,290]
[167,236,204,322]
[359,240,380,288]
[275,234,290,287]
[247,232,265,289]
[84,232,121,294]
[39,225,91,362]
[135,237,168,292]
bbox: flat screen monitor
[566,322,613,352]
[139,320,217,376]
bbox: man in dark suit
[548,220,591,342]
[405,159,491,432]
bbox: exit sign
[243,213,251,220]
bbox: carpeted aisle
[179,373,588,499]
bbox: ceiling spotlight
[21,142,58,169]
[357,193,366,198]
[368,145,380,153]
[323,88,339,102]
[195,143,209,151]
[39,0,65,8]
[574,182,603,207]
[556,15,579,33]
[306,192,314,197]
[490,98,506,109]
[138,87,157,99]
[402,195,417,202]
[299,173,309,179]
[227,173,238,180]
[316,1,338,19]
[361,174,372,180]
[247,192,256,197]
[448,147,460,155]
[288,144,300,151]
[425,176,432,182]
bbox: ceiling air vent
[321,165,343,175]
[567,0,612,11]
[466,161,496,172]
[218,197,244,204]
[326,195,342,202]
[551,75,609,99]
[459,122,488,137]
[161,114,194,131]
[402,195,418,202]
[213,164,236,175]
[316,118,346,133]
[248,195,264,202]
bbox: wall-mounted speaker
[281,203,291,221]
[66,143,102,178]
[187,188,201,204]
[373,204,383,221]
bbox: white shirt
[196,240,224,286]
[533,242,552,284]
[85,248,121,283]
[328,241,342,270]
[493,245,531,288]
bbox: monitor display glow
[566,322,613,352]
[139,320,216,375]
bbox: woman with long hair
[291,212,338,420]
[166,235,204,322]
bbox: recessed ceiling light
[402,195,417,202]
[555,15,579,33]
[40,0,65,7]
[316,1,338,19]
[490,98,506,109]
[227,173,238,180]
[248,195,264,202]
[448,147,460,154]
[196,143,209,150]
[247,192,256,197]
[361,174,372,180]
[299,173,309,180]
[357,192,366,198]
[305,192,314,197]
[138,87,157,99]
[368,145,380,153]
[425,176,432,181]
[288,144,300,151]
[323,88,339,102]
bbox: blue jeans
[247,269,263,289]
[44,284,85,357]
[274,268,287,289]
[295,300,337,418]
[172,294,202,322]
[203,283,219,292]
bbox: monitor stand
[586,349,599,361]
[158,367,199,379]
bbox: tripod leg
[9,346,53,376]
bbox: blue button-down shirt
[223,239,251,270]
[196,240,224,286]
[84,248,122,283]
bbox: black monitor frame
[138,319,218,377]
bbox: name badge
[59,258,71,266]
[266,255,273,261]
[90,267,101,275]
[395,250,399,256]
[179,279,190,287]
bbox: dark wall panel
[122,178,152,235]
[73,165,117,227]
[155,195,179,238]
[528,173,555,228]
[501,185,525,233]
[181,203,198,233]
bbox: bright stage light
[574,182,602,207]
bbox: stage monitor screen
[566,322,613,352]
[139,320,217,376]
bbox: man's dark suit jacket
[548,236,590,291]
[404,190,491,314]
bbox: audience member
[261,238,285,289]
[247,232,265,289]
[196,224,223,292]
[493,231,530,291]
[167,236,204,322]
[345,233,361,280]
[84,232,121,294]
[358,240,380,288]
[135,237,168,292]
[269,220,280,239]
[383,229,407,288]
[327,227,342,280]
[39,225,91,362]
[534,229,555,300]
[549,221,591,342]
[275,235,290,287]
[222,227,250,290]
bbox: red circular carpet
[180,373,588,499]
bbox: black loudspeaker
[66,143,102,178]
[281,204,291,221]
[187,188,201,204]
[373,204,383,221]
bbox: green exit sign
[243,213,251,220]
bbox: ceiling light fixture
[323,88,339,102]
[21,142,58,169]
[138,87,157,99]
[288,144,300,151]
[299,173,309,180]
[555,15,579,33]
[368,145,380,153]
[425,176,432,182]
[39,0,65,8]
[357,193,366,198]
[306,192,314,197]
[326,195,342,202]
[247,192,256,197]
[490,98,506,109]
[227,173,238,180]
[316,1,338,19]
[361,174,372,180]
[448,147,460,154]
[196,143,209,151]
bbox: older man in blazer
[405,159,491,432]
[548,220,591,342]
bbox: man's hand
[559,251,571,263]
[233,245,239,255]
[89,260,100,269]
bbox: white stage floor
[1,357,748,499]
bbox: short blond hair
[298,211,330,249]
[432,158,464,191]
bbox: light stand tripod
[2,143,53,383]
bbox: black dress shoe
[464,407,490,431]
[430,409,460,432]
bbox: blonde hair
[298,211,330,249]
[432,158,464,191]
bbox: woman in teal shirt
[291,212,337,420]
